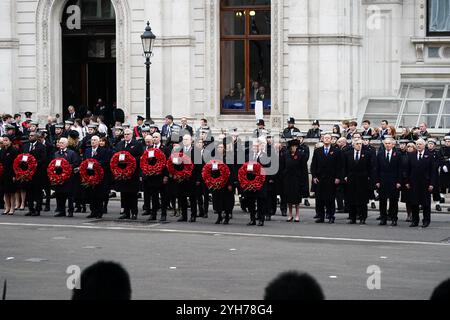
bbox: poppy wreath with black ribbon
[202,160,230,191]
[79,158,104,188]
[0,162,4,179]
[13,153,38,182]
[166,153,194,182]
[47,158,72,186]
[238,161,266,192]
[110,151,137,181]
[140,148,166,176]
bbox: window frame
[220,0,271,114]
[426,0,450,37]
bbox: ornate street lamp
[141,21,156,123]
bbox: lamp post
[141,21,156,123]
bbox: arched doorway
[61,0,117,120]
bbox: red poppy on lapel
[330,152,334,155]
[393,153,397,157]
[294,155,298,160]
[424,155,429,158]
[361,154,365,158]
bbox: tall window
[428,0,450,36]
[220,0,271,114]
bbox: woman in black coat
[211,143,235,225]
[282,139,308,222]
[0,135,19,215]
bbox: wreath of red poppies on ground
[202,160,230,190]
[166,153,194,182]
[47,158,72,186]
[0,163,4,179]
[79,158,104,188]
[238,161,266,192]
[140,148,166,176]
[13,153,37,182]
[110,151,137,181]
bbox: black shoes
[131,214,137,220]
[435,204,442,212]
[257,221,264,226]
[287,217,293,222]
[391,220,397,226]
[160,215,167,222]
[54,212,66,217]
[189,216,196,222]
[409,222,419,227]
[215,215,223,224]
[247,220,256,226]
[313,215,320,219]
[147,214,157,221]
[328,217,335,224]
[118,214,130,220]
[67,212,74,218]
[379,220,387,226]
[25,212,34,217]
[304,199,310,207]
[422,221,430,228]
[347,220,356,224]
[315,219,324,223]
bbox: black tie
[419,153,423,160]
[356,151,359,161]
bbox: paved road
[0,201,449,300]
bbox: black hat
[287,138,300,147]
[5,124,15,130]
[257,119,265,126]
[25,111,32,118]
[312,120,320,126]
[141,126,150,132]
[2,134,14,140]
[68,130,79,139]
[287,117,295,124]
[137,116,145,121]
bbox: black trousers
[336,186,345,211]
[179,184,197,219]
[349,204,368,222]
[56,193,74,213]
[27,187,43,213]
[122,192,138,216]
[279,194,287,214]
[247,196,266,222]
[147,185,167,217]
[315,199,336,220]
[90,196,103,216]
[379,197,399,221]
[411,200,431,224]
[267,184,277,215]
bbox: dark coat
[404,151,436,205]
[0,146,19,193]
[142,144,168,188]
[113,139,144,193]
[83,146,111,196]
[343,149,374,205]
[311,146,343,201]
[52,149,81,193]
[282,150,308,204]
[21,141,47,189]
[375,149,401,199]
[439,146,450,190]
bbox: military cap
[287,117,295,124]
[29,121,39,126]
[141,126,150,132]
[256,119,265,126]
[55,123,64,129]
[427,138,437,145]
[444,136,450,141]
[137,115,145,121]
[24,111,32,118]
[4,124,15,130]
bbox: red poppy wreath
[202,160,230,190]
[47,158,72,186]
[80,158,104,187]
[166,153,193,182]
[110,151,137,181]
[238,161,266,192]
[140,148,166,176]
[13,153,37,182]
